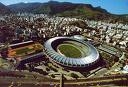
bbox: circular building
[44,37,99,67]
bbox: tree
[51,74,55,78]
[46,67,50,71]
[70,73,79,79]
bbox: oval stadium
[44,37,99,67]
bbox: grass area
[16,47,34,55]
[0,58,11,69]
[15,44,43,55]
[58,44,82,58]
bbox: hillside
[0,1,127,22]
[8,2,42,13]
[0,2,11,14]
[8,1,111,19]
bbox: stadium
[44,37,99,67]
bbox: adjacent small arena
[44,37,99,67]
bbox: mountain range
[0,1,127,21]
[8,1,111,19]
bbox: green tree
[70,73,79,79]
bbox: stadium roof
[45,37,99,67]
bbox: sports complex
[44,37,99,67]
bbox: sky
[0,0,128,14]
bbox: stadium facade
[44,37,99,67]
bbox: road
[0,73,127,87]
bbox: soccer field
[57,44,82,58]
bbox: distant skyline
[0,0,128,14]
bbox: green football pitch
[57,44,82,58]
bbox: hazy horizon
[0,0,128,15]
